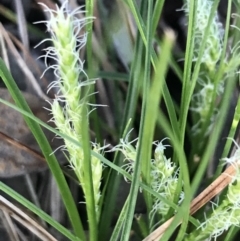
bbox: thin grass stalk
[81,105,98,241]
[178,0,197,145]
[224,225,239,241]
[85,0,102,145]
[121,0,149,238]
[125,0,147,46]
[85,0,94,76]
[221,97,240,163]
[109,197,129,241]
[141,0,154,219]
[151,0,165,39]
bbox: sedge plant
[0,0,239,241]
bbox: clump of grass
[0,0,239,241]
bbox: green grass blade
[109,196,129,241]
[178,0,197,146]
[86,0,94,76]
[141,0,154,217]
[98,71,129,82]
[222,96,240,159]
[162,84,180,139]
[81,105,98,241]
[152,0,165,38]
[125,0,147,46]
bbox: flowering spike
[38,1,102,221]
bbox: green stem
[81,106,98,241]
